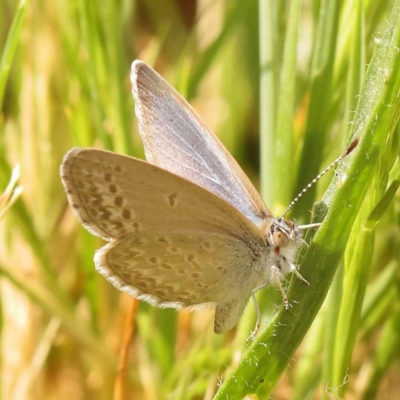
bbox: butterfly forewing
[60,148,264,243]
[131,60,272,227]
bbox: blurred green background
[1,0,400,399]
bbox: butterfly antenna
[282,137,359,218]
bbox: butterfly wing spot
[145,277,157,287]
[128,269,143,280]
[216,266,228,275]
[121,209,131,219]
[191,272,201,279]
[175,297,190,305]
[129,250,144,258]
[167,192,178,207]
[131,237,148,246]
[148,256,160,264]
[168,246,180,253]
[163,284,174,292]
[108,184,118,194]
[177,269,185,275]
[110,221,124,230]
[161,263,173,270]
[114,164,122,173]
[70,203,81,210]
[114,196,123,206]
[88,189,100,202]
[99,208,111,220]
[154,289,168,300]
[147,283,178,301]
[201,241,213,251]
[186,254,201,268]
[89,185,99,193]
[103,172,113,182]
[88,207,98,217]
[135,280,148,292]
[132,222,140,233]
[120,271,136,282]
[157,236,171,244]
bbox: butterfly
[60,60,357,335]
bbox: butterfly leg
[290,263,310,285]
[271,266,289,311]
[246,293,261,342]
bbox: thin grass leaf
[186,2,239,101]
[0,0,29,107]
[259,0,276,207]
[0,168,68,301]
[360,260,398,336]
[292,311,324,399]
[323,0,365,391]
[214,1,400,397]
[293,0,341,220]
[331,211,375,395]
[0,261,115,365]
[366,177,400,229]
[77,0,112,150]
[100,1,133,155]
[362,306,400,399]
[273,0,301,212]
[0,164,22,220]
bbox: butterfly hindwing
[95,231,259,331]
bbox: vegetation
[1,0,399,399]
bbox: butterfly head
[268,218,301,249]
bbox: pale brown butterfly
[60,60,358,335]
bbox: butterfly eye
[271,230,289,247]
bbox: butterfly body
[60,61,306,334]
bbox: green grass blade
[322,0,365,391]
[214,1,400,396]
[360,260,398,336]
[259,0,276,207]
[273,0,301,212]
[292,0,341,220]
[0,0,29,108]
[77,0,112,150]
[292,312,324,399]
[362,307,400,399]
[0,261,115,365]
[331,215,374,395]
